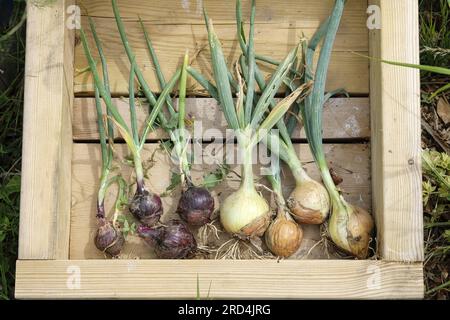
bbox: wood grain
[70,143,371,259]
[74,0,369,95]
[19,0,74,259]
[15,260,423,299]
[73,97,370,141]
[369,0,423,262]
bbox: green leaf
[202,165,230,189]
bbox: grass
[419,0,450,300]
[0,0,26,300]
[0,0,447,300]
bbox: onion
[265,209,303,258]
[220,185,270,237]
[201,4,304,240]
[129,187,163,226]
[177,186,215,226]
[287,179,329,224]
[298,0,374,257]
[329,201,374,258]
[95,217,125,257]
[137,220,197,259]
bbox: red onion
[129,185,163,226]
[137,220,197,259]
[177,186,215,226]
[95,217,125,257]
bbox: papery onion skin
[329,204,374,259]
[287,180,330,224]
[137,220,197,259]
[95,218,125,257]
[129,189,163,226]
[265,212,303,257]
[177,186,215,226]
[220,188,271,238]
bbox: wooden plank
[74,1,369,95]
[19,0,74,259]
[369,0,423,261]
[78,0,368,25]
[73,97,370,141]
[70,143,371,259]
[15,260,423,299]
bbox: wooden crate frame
[15,0,424,299]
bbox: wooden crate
[15,0,424,299]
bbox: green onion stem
[178,52,191,181]
[302,0,345,203]
[186,66,219,100]
[129,61,139,146]
[244,0,256,124]
[139,16,175,113]
[111,0,171,126]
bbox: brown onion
[265,209,303,257]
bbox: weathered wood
[369,0,423,262]
[78,0,368,24]
[74,0,369,95]
[73,97,370,141]
[15,260,423,299]
[19,0,74,259]
[70,143,371,259]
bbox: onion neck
[241,144,255,192]
[97,167,110,218]
[317,157,343,209]
[134,153,146,194]
[286,146,311,185]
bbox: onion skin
[95,218,125,257]
[129,189,163,226]
[177,186,215,226]
[137,220,197,259]
[329,204,374,259]
[287,180,330,224]
[220,188,271,238]
[265,211,303,258]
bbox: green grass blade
[431,82,450,98]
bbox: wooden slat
[369,0,423,261]
[19,0,74,259]
[15,260,423,299]
[73,97,370,141]
[74,0,369,95]
[70,143,371,259]
[78,0,368,25]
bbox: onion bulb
[328,200,374,258]
[177,186,215,226]
[95,217,125,257]
[220,186,271,238]
[137,220,197,259]
[129,186,163,226]
[265,208,303,257]
[287,179,330,224]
